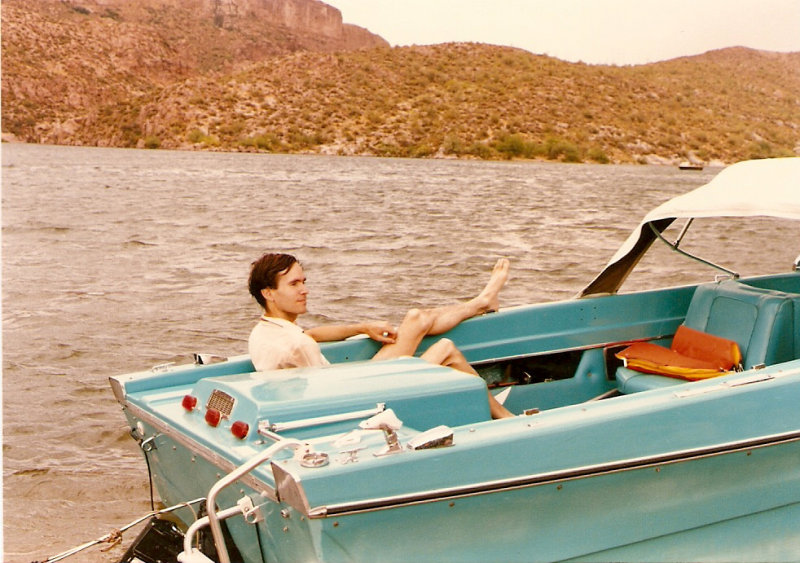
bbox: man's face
[262,262,308,320]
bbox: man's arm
[305,322,397,344]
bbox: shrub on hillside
[748,141,796,160]
[187,129,220,147]
[545,137,581,162]
[240,132,283,151]
[143,136,161,149]
[466,142,495,159]
[495,133,531,159]
[587,147,610,164]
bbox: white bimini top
[580,158,800,296]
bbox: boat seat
[615,367,684,393]
[616,280,797,393]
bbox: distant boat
[679,161,704,170]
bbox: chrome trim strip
[673,366,799,398]
[122,401,278,502]
[310,429,800,518]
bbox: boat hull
[121,365,800,562]
[115,274,800,561]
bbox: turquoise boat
[111,158,800,563]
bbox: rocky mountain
[3,0,799,164]
[1,0,386,143]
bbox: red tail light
[231,421,249,440]
[181,395,198,411]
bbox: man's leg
[370,259,514,419]
[420,339,514,419]
[372,258,510,361]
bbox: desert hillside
[1,0,386,145]
[2,0,799,164]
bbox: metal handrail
[204,438,304,563]
[180,505,243,562]
[263,403,385,433]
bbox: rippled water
[2,144,794,562]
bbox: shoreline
[0,136,730,167]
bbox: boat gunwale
[304,426,800,518]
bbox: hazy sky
[324,0,800,65]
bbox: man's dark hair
[248,253,298,309]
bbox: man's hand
[363,322,397,344]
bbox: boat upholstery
[685,281,796,368]
[615,325,742,379]
[616,280,798,393]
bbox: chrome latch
[360,409,404,457]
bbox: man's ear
[261,288,272,303]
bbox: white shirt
[248,316,330,371]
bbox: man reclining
[248,253,514,419]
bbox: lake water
[2,144,794,562]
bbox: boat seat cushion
[615,281,796,393]
[615,325,741,380]
[615,366,684,394]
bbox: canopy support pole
[648,222,739,279]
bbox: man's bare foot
[488,391,516,419]
[475,258,510,313]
